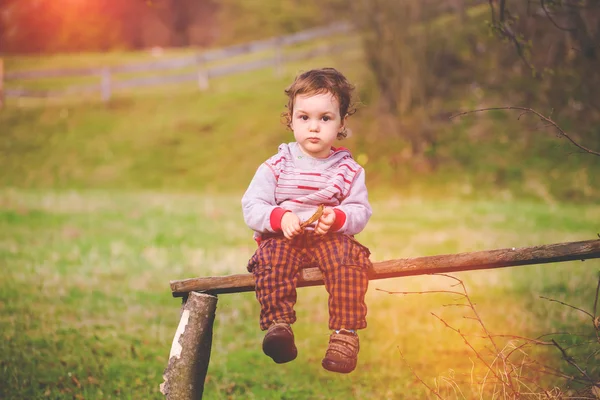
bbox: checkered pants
[247,232,372,331]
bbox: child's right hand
[281,212,302,239]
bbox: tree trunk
[161,292,218,399]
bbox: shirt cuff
[270,207,290,231]
[331,208,346,232]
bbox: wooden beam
[170,239,600,297]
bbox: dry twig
[397,347,444,399]
[450,107,600,157]
[381,272,600,396]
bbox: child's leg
[313,234,371,330]
[313,234,371,373]
[324,264,369,330]
[248,237,302,331]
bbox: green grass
[1,21,599,398]
[1,189,598,399]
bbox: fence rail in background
[0,59,4,108]
[0,23,354,104]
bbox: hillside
[1,46,598,202]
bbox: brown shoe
[321,330,359,373]
[262,321,297,364]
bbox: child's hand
[281,212,302,239]
[314,207,336,235]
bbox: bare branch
[550,339,598,385]
[585,348,600,363]
[499,0,506,22]
[593,274,600,321]
[540,0,578,32]
[488,0,497,23]
[540,292,600,343]
[442,303,471,308]
[450,107,600,157]
[431,312,518,395]
[375,288,466,297]
[488,334,554,346]
[539,295,594,319]
[397,347,444,399]
[435,274,503,355]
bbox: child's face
[290,92,345,159]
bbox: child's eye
[322,116,330,121]
[299,115,308,121]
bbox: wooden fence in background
[0,23,353,106]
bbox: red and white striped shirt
[242,142,372,239]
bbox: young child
[241,67,372,374]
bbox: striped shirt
[242,142,372,239]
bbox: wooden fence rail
[170,239,600,297]
[161,239,600,399]
[1,23,353,104]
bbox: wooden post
[197,55,209,91]
[101,68,111,102]
[0,59,4,109]
[274,39,284,77]
[161,292,217,400]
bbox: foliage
[485,0,600,146]
[344,0,600,171]
[0,0,342,53]
[215,0,333,45]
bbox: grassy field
[1,27,599,399]
[1,189,599,399]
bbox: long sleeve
[241,164,286,233]
[333,168,372,235]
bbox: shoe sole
[263,334,297,364]
[321,358,356,374]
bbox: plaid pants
[247,232,372,331]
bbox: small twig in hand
[300,204,324,228]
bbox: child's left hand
[314,207,336,235]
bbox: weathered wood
[197,55,209,91]
[274,39,284,77]
[161,292,217,400]
[170,239,600,297]
[0,59,4,109]
[100,68,111,102]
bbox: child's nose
[309,120,319,132]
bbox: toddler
[241,67,372,374]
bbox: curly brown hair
[282,68,357,140]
